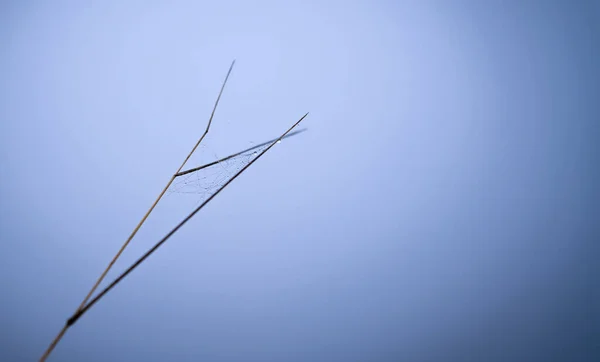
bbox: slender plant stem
[175,128,306,177]
[66,112,309,328]
[39,60,236,362]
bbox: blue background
[1,1,598,361]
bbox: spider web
[166,142,271,205]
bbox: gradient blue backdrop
[1,1,598,361]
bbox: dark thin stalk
[66,112,309,327]
[175,128,307,177]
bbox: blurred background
[0,1,598,361]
